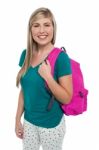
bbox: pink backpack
[46,47,88,116]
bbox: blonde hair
[16,7,57,87]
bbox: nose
[39,26,45,33]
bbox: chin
[37,41,51,46]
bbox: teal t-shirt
[19,48,72,128]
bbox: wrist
[15,116,21,123]
[45,73,53,82]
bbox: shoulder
[53,47,70,61]
[56,49,71,64]
[21,49,26,57]
[18,49,26,67]
[54,49,72,77]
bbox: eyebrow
[33,22,51,25]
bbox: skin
[15,17,73,139]
[31,18,54,48]
[15,90,24,139]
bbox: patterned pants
[23,116,66,150]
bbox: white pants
[23,116,66,150]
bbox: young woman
[15,7,73,150]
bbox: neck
[37,43,54,55]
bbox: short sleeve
[55,51,72,78]
[18,49,26,67]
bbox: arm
[15,89,24,139]
[15,89,24,122]
[15,50,25,139]
[38,52,73,104]
[45,74,73,104]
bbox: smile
[38,35,48,39]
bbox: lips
[38,35,48,39]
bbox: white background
[0,0,99,150]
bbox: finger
[17,133,23,139]
[39,64,42,69]
[44,59,47,64]
[17,130,23,139]
[46,60,50,65]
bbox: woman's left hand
[38,60,52,80]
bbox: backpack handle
[61,47,66,52]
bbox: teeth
[38,35,47,39]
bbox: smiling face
[31,18,54,47]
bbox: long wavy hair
[16,7,57,87]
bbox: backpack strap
[45,47,63,111]
[47,48,62,76]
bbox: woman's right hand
[15,120,24,139]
